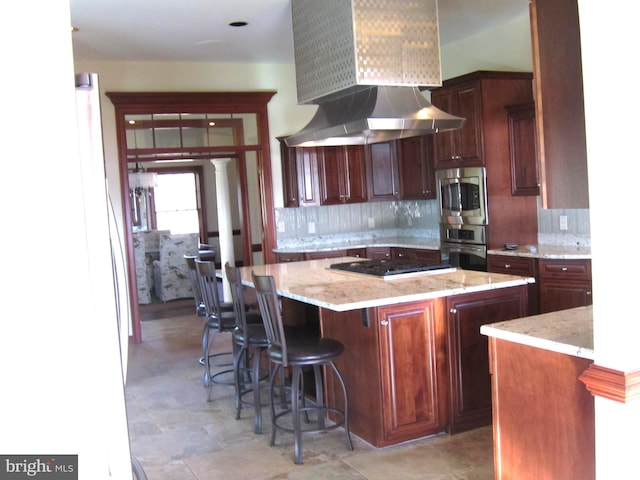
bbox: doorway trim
[106,91,276,343]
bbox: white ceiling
[70,0,529,64]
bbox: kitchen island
[234,257,533,447]
[480,306,594,479]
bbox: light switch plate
[560,215,568,230]
[308,222,316,233]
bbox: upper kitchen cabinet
[279,139,321,208]
[506,103,540,196]
[430,71,535,171]
[280,138,300,207]
[397,135,436,200]
[366,141,400,201]
[530,0,589,208]
[430,79,483,168]
[319,145,367,205]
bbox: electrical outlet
[308,222,315,234]
[368,217,375,228]
[559,215,568,230]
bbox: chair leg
[329,361,354,452]
[292,365,304,465]
[202,323,212,387]
[313,364,326,430]
[250,347,263,434]
[233,344,246,419]
[268,363,281,448]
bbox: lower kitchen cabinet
[275,252,304,263]
[392,247,441,264]
[487,254,539,315]
[366,246,391,259]
[320,285,528,446]
[538,259,592,313]
[446,287,528,433]
[488,337,594,479]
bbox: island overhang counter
[232,257,534,447]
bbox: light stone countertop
[480,305,593,359]
[234,257,533,312]
[487,244,591,259]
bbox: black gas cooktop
[329,258,454,278]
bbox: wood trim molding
[579,364,640,403]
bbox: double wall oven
[436,167,488,271]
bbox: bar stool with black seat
[195,259,239,396]
[251,272,353,464]
[225,262,269,434]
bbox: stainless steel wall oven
[436,167,489,271]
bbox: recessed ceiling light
[229,21,248,27]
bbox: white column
[211,158,235,301]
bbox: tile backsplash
[275,199,591,248]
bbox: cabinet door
[275,252,304,263]
[366,141,400,201]
[346,247,366,259]
[378,301,447,443]
[280,139,299,207]
[367,246,391,259]
[487,254,539,315]
[296,147,321,207]
[432,83,483,169]
[304,250,346,260]
[539,280,593,313]
[343,145,367,203]
[319,146,345,205]
[507,103,540,196]
[446,286,528,432]
[397,135,435,200]
[431,89,457,167]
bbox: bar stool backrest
[251,272,289,367]
[195,259,225,327]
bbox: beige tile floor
[126,313,495,479]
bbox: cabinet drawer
[487,255,536,276]
[305,250,346,260]
[538,259,591,280]
[275,252,305,263]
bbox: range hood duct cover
[285,0,464,147]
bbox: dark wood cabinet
[431,81,483,169]
[304,249,347,260]
[391,247,441,265]
[431,71,538,250]
[397,135,436,200]
[346,247,366,259]
[506,103,540,196]
[538,259,592,313]
[321,285,528,447]
[366,141,400,201]
[377,301,448,444]
[279,138,299,207]
[275,252,305,263]
[366,246,391,260]
[530,0,588,208]
[487,254,539,315]
[445,286,528,432]
[319,145,367,205]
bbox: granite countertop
[273,236,441,253]
[487,244,591,259]
[480,305,593,359]
[234,257,533,312]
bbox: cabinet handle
[504,264,511,269]
[562,267,568,271]
[381,320,389,326]
[586,291,592,296]
[450,308,458,314]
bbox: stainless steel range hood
[285,0,464,147]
